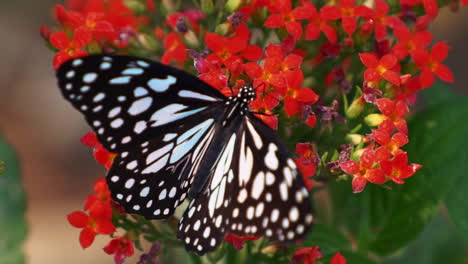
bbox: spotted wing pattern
[56,55,226,219]
[177,115,313,254]
[56,55,225,152]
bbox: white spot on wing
[148,75,176,92]
[247,120,263,149]
[110,76,131,84]
[128,97,153,116]
[83,73,97,83]
[178,90,219,102]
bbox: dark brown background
[0,1,467,263]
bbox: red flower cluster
[44,0,145,69]
[340,98,422,193]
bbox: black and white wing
[177,115,313,254]
[56,55,225,152]
[56,55,226,219]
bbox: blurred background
[0,1,468,263]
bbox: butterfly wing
[107,106,221,219]
[56,55,227,219]
[177,115,313,254]
[56,55,226,152]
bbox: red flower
[84,178,112,212]
[322,0,374,36]
[375,98,409,134]
[380,152,422,184]
[412,42,454,88]
[166,10,205,34]
[249,91,280,129]
[279,69,319,117]
[295,143,318,190]
[81,132,116,169]
[365,0,404,40]
[331,252,347,264]
[264,0,312,39]
[205,24,262,71]
[391,26,432,60]
[304,2,339,43]
[372,121,409,157]
[291,246,323,264]
[359,53,401,86]
[224,233,260,250]
[104,237,134,264]
[340,148,386,193]
[50,27,91,69]
[400,0,439,18]
[67,202,115,248]
[55,4,117,41]
[161,32,188,66]
[82,0,139,30]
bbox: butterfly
[56,55,313,255]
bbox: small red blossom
[263,0,312,39]
[104,237,134,264]
[322,0,374,36]
[279,69,319,117]
[245,44,303,90]
[340,148,386,193]
[84,178,112,212]
[250,91,280,129]
[400,0,439,18]
[291,246,323,264]
[81,132,116,169]
[412,42,454,88]
[375,98,409,134]
[55,4,117,41]
[50,27,91,69]
[331,252,347,264]
[166,10,205,34]
[295,143,319,190]
[224,233,260,250]
[359,53,401,86]
[67,203,115,249]
[391,26,432,60]
[205,24,262,72]
[364,0,404,40]
[372,122,409,157]
[161,32,188,66]
[381,152,422,184]
[303,2,338,43]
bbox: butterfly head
[237,85,256,104]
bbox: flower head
[104,237,135,264]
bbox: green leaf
[445,157,468,243]
[370,98,468,256]
[0,134,27,264]
[302,224,351,256]
[422,83,460,107]
[382,214,468,264]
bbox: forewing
[56,55,225,152]
[177,116,313,255]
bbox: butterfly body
[56,55,313,255]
